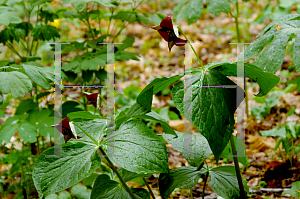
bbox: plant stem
[176,26,205,71]
[202,171,209,199]
[190,188,193,199]
[230,134,247,198]
[142,177,155,199]
[197,161,204,171]
[99,147,138,199]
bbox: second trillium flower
[152,15,187,52]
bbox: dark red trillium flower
[85,93,98,109]
[51,117,83,143]
[85,92,103,110]
[151,15,187,52]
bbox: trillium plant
[33,13,288,199]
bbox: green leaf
[0,123,18,144]
[176,0,203,24]
[172,70,243,162]
[58,191,72,199]
[260,125,286,137]
[32,25,60,41]
[69,119,107,145]
[136,75,183,111]
[206,61,280,96]
[209,166,249,199]
[207,0,231,16]
[70,184,91,199]
[221,137,249,168]
[62,61,79,72]
[67,111,105,120]
[91,174,150,199]
[15,99,37,115]
[0,96,3,105]
[133,111,177,137]
[17,123,38,143]
[32,143,101,197]
[245,14,300,73]
[282,181,300,197]
[91,174,120,199]
[118,37,135,51]
[163,131,212,167]
[0,11,22,26]
[159,166,206,199]
[117,168,151,182]
[108,119,169,174]
[0,71,32,98]
[22,64,53,89]
[173,0,188,18]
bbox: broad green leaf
[282,181,300,197]
[62,61,79,72]
[45,193,58,199]
[0,71,32,98]
[245,14,300,72]
[220,136,249,168]
[91,174,150,199]
[0,96,3,105]
[70,184,91,199]
[17,123,38,143]
[172,70,243,162]
[69,119,107,145]
[159,166,206,199]
[58,191,72,199]
[260,125,286,137]
[32,143,101,197]
[163,131,212,167]
[67,111,106,120]
[32,25,60,41]
[132,111,177,137]
[15,99,38,115]
[0,123,18,143]
[136,75,183,111]
[0,11,22,26]
[206,61,280,96]
[209,166,249,199]
[176,0,203,24]
[207,0,230,16]
[22,64,53,89]
[108,119,169,174]
[117,168,151,182]
[126,102,148,116]
[118,37,135,51]
[173,0,188,18]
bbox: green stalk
[142,177,155,199]
[230,134,247,198]
[233,0,250,120]
[202,171,209,199]
[177,26,205,71]
[190,188,193,199]
[99,147,138,199]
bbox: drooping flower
[151,15,187,52]
[51,117,83,143]
[85,92,103,110]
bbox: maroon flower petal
[86,93,98,108]
[175,37,187,46]
[160,15,173,30]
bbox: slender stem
[142,177,155,199]
[6,42,22,58]
[99,147,138,199]
[86,9,96,46]
[234,0,241,43]
[197,161,204,171]
[190,188,193,199]
[202,171,209,199]
[112,0,144,42]
[230,134,247,198]
[81,88,87,111]
[72,122,98,145]
[177,26,204,71]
